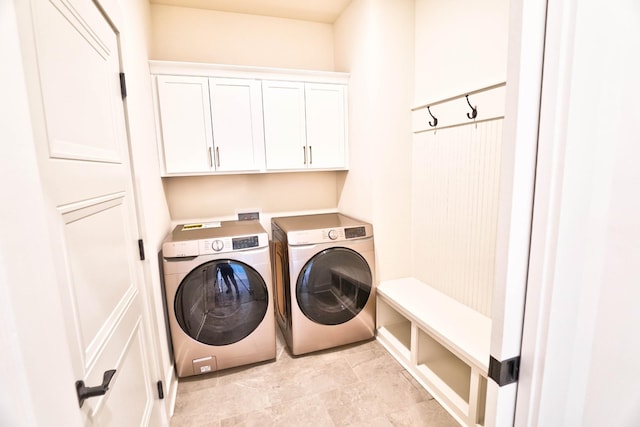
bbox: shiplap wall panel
[412,119,502,316]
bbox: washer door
[297,247,372,325]
[174,259,268,346]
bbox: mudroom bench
[376,277,491,427]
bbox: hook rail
[411,82,505,112]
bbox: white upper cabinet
[262,80,307,170]
[156,75,214,174]
[209,78,265,172]
[263,81,347,171]
[154,75,264,176]
[304,83,347,170]
[151,61,348,176]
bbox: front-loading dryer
[162,220,275,377]
[271,213,375,355]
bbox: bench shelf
[376,278,491,427]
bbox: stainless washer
[271,213,375,355]
[162,220,275,377]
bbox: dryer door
[296,247,372,325]
[174,260,269,345]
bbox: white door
[262,80,307,170]
[30,0,157,424]
[156,75,214,174]
[209,78,265,172]
[305,83,347,169]
[512,1,640,425]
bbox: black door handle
[75,369,116,407]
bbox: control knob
[328,229,338,240]
[211,240,224,252]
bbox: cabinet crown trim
[149,60,349,84]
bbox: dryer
[162,220,275,377]
[271,213,375,355]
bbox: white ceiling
[148,0,353,23]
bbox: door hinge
[119,72,127,99]
[138,239,145,261]
[157,380,164,400]
[488,355,520,387]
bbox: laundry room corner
[334,0,415,283]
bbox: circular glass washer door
[174,259,268,346]
[296,247,372,325]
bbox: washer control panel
[199,234,263,255]
[163,221,269,258]
[163,233,267,258]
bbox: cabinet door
[209,78,265,172]
[155,75,213,174]
[305,83,347,169]
[262,80,307,170]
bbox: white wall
[164,172,340,221]
[334,0,415,282]
[413,0,509,103]
[333,0,375,221]
[150,4,335,71]
[516,0,640,424]
[149,4,342,224]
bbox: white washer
[162,220,275,377]
[271,213,375,355]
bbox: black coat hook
[466,95,478,120]
[427,106,438,127]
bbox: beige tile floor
[170,329,459,426]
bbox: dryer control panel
[345,226,366,239]
[272,213,373,246]
[286,225,372,246]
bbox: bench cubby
[376,278,491,426]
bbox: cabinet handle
[208,147,213,168]
[216,147,220,167]
[309,146,313,165]
[303,146,307,164]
